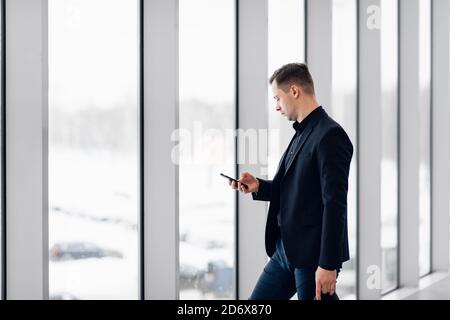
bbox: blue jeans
[249,237,339,300]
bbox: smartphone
[220,173,248,189]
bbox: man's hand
[315,266,337,300]
[229,172,259,194]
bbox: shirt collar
[293,106,323,134]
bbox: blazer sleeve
[251,178,273,202]
[317,126,353,270]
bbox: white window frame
[5,0,49,300]
[358,0,382,300]
[142,0,179,299]
[431,0,450,273]
[237,0,269,300]
[399,0,421,287]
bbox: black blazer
[252,107,353,270]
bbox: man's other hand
[315,266,337,300]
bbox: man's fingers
[321,285,330,294]
[330,283,336,295]
[330,283,336,296]
[315,282,321,300]
[231,181,238,189]
[322,281,336,295]
[238,182,249,193]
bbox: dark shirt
[283,121,304,174]
[277,106,323,226]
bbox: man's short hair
[269,63,315,95]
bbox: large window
[178,0,236,299]
[48,0,139,299]
[418,0,431,277]
[331,0,357,299]
[380,0,399,293]
[267,0,305,178]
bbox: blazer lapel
[276,106,327,179]
[283,125,314,177]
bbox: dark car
[50,241,123,261]
[199,260,233,297]
[179,264,205,290]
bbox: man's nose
[276,105,281,111]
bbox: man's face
[271,81,297,121]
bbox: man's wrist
[318,265,336,272]
[255,178,260,193]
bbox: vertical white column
[431,0,450,272]
[6,0,48,299]
[306,0,332,111]
[358,0,382,300]
[0,0,4,300]
[237,0,269,300]
[143,0,179,299]
[399,0,420,287]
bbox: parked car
[199,260,233,298]
[179,263,205,290]
[50,241,123,261]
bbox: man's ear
[291,85,300,99]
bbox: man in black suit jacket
[229,63,353,300]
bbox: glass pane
[268,0,305,177]
[178,0,236,299]
[48,0,139,299]
[331,0,357,299]
[380,0,399,293]
[418,0,431,277]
